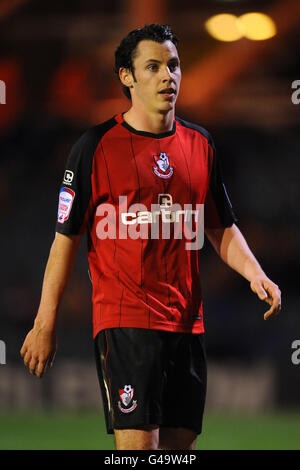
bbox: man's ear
[119,67,134,89]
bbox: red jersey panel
[56,113,237,338]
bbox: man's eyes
[148,64,159,71]
[147,62,179,71]
[169,62,179,71]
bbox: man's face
[128,39,181,114]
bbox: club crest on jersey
[57,187,75,224]
[153,152,173,179]
[118,385,137,413]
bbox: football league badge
[153,152,174,179]
[57,187,75,224]
[118,384,137,413]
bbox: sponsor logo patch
[118,384,137,413]
[158,193,172,208]
[63,170,74,185]
[57,187,75,224]
[153,152,173,179]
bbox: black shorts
[94,328,207,435]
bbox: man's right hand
[19,233,81,378]
[20,324,57,378]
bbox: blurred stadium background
[0,0,300,450]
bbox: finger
[259,282,280,303]
[36,358,47,378]
[264,299,281,320]
[28,357,38,375]
[23,351,31,367]
[262,282,281,301]
[20,344,27,358]
[41,352,56,377]
[258,290,268,301]
[253,283,268,301]
[262,279,279,291]
[264,306,275,320]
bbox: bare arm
[20,232,82,377]
[205,223,281,320]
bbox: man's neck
[123,107,175,134]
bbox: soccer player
[20,24,281,450]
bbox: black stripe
[146,293,151,329]
[98,272,103,324]
[130,134,144,288]
[157,140,168,194]
[157,141,172,314]
[100,141,117,262]
[175,132,194,316]
[176,132,192,202]
[164,254,171,308]
[118,271,124,327]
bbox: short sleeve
[205,136,238,229]
[55,129,97,235]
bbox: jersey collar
[115,113,176,139]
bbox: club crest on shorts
[153,152,173,179]
[118,384,137,413]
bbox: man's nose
[161,66,173,81]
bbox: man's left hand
[250,277,281,320]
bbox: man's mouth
[158,88,176,95]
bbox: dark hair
[114,23,179,100]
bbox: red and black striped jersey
[56,113,237,338]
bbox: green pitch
[0,411,299,450]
